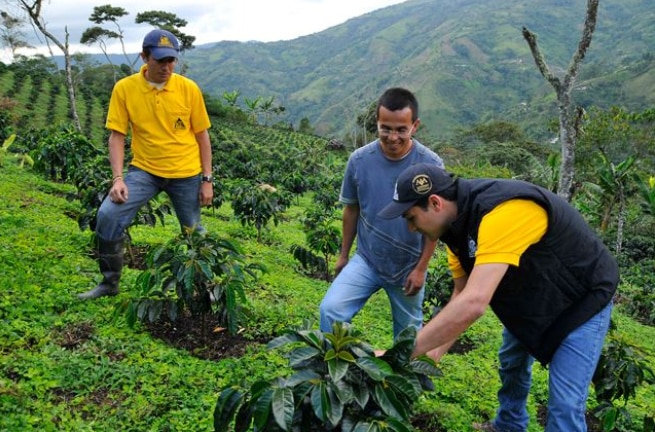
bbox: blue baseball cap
[142,29,180,60]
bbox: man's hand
[109,178,129,204]
[403,267,427,296]
[200,182,213,207]
[334,255,349,277]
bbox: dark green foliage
[298,206,341,281]
[290,245,328,279]
[31,123,100,182]
[73,155,112,232]
[592,331,655,431]
[423,256,453,319]
[0,102,13,142]
[614,235,655,326]
[230,181,290,242]
[311,170,342,211]
[122,228,265,336]
[214,322,440,432]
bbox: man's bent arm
[412,263,508,358]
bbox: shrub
[214,322,440,432]
[230,181,289,242]
[31,123,100,182]
[592,330,655,431]
[121,228,265,337]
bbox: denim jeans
[96,166,203,241]
[319,253,424,339]
[491,301,613,432]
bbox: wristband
[112,176,123,185]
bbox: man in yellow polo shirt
[379,163,618,432]
[78,29,214,300]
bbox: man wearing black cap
[379,163,618,432]
[78,29,214,300]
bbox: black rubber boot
[78,236,125,300]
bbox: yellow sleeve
[475,199,548,267]
[447,246,466,279]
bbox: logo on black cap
[412,174,432,195]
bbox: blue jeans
[319,253,424,339]
[491,301,613,432]
[96,166,203,241]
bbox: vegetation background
[1,0,655,430]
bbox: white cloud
[9,0,406,57]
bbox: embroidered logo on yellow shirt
[174,117,186,130]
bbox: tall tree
[79,26,119,81]
[16,0,81,131]
[0,9,32,59]
[81,4,137,76]
[522,0,599,201]
[134,11,195,52]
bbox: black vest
[441,179,618,364]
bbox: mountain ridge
[178,0,654,141]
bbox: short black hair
[376,87,419,122]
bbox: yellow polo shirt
[447,199,548,278]
[106,64,211,178]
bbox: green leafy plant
[121,228,265,337]
[214,322,440,431]
[231,181,289,242]
[290,244,328,280]
[31,123,100,182]
[0,133,33,168]
[592,331,655,431]
[300,206,341,281]
[423,254,453,319]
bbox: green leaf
[284,370,322,387]
[310,381,329,422]
[271,387,294,431]
[386,417,414,432]
[326,384,345,427]
[328,357,349,382]
[288,346,321,368]
[337,350,356,362]
[299,329,325,350]
[267,332,302,350]
[197,259,214,280]
[352,381,370,409]
[373,382,409,420]
[324,348,337,361]
[352,421,378,432]
[252,388,273,430]
[602,407,618,431]
[385,375,421,401]
[213,387,245,431]
[356,356,394,381]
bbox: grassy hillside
[1,155,654,431]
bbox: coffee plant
[214,322,440,432]
[121,228,265,338]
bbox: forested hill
[180,0,654,140]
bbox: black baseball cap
[379,163,455,219]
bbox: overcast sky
[6,0,407,57]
